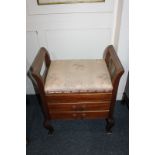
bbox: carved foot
[106,118,115,134]
[43,120,54,135]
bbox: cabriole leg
[105,118,115,134]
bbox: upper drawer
[47,101,111,111]
[46,92,112,103]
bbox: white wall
[116,0,129,99]
[26,0,129,100]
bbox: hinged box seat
[45,59,113,94]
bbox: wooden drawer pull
[82,105,86,109]
[72,105,77,110]
[81,113,86,118]
[72,113,77,117]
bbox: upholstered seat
[44,59,113,94]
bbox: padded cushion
[44,60,113,94]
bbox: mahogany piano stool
[29,45,124,134]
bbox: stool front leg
[28,47,54,134]
[103,45,124,134]
[105,118,115,134]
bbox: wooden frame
[37,0,105,5]
[28,45,124,134]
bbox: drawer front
[49,111,109,120]
[48,102,111,111]
[46,92,112,103]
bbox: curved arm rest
[103,45,124,87]
[29,47,50,83]
[28,47,51,119]
[103,45,124,117]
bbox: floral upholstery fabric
[44,59,113,94]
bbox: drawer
[48,102,111,111]
[46,92,112,103]
[49,111,109,120]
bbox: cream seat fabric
[44,59,113,94]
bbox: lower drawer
[49,111,109,120]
